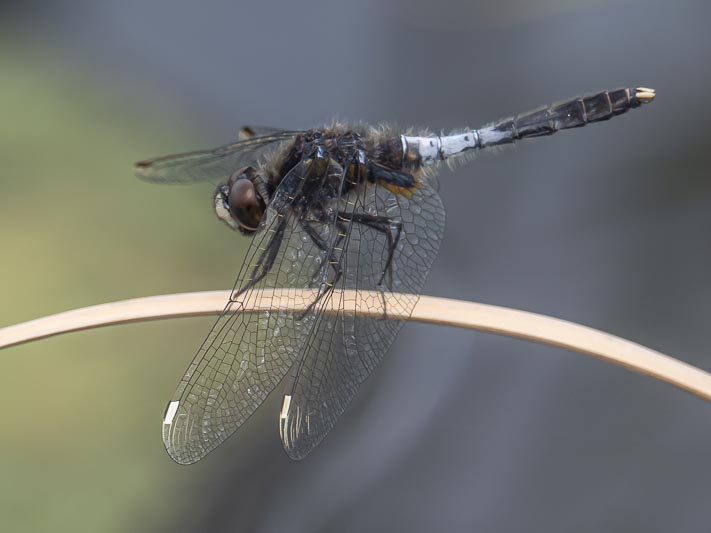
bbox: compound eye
[228,178,265,231]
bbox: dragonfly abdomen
[480,87,655,147]
[398,87,655,168]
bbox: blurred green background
[0,30,245,533]
[2,1,711,532]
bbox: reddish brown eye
[228,178,265,231]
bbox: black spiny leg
[290,145,345,317]
[294,220,348,318]
[231,216,288,300]
[304,148,367,299]
[359,162,409,287]
[345,213,402,290]
[333,212,402,321]
[301,219,344,283]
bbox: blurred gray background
[2,1,711,532]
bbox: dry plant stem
[1,289,710,403]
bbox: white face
[214,166,267,235]
[214,186,241,231]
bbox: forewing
[134,131,300,183]
[162,159,326,464]
[238,125,291,140]
[279,177,446,459]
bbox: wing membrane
[279,174,445,459]
[162,158,324,464]
[134,131,300,184]
[162,138,445,463]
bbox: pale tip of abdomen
[634,87,656,102]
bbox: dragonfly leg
[292,145,366,318]
[231,217,287,300]
[328,212,401,321]
[297,220,345,318]
[343,212,402,290]
[300,221,344,283]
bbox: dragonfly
[135,86,655,464]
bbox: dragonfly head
[214,166,267,235]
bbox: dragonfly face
[134,87,654,464]
[214,166,267,235]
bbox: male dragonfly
[135,87,655,464]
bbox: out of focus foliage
[0,34,250,533]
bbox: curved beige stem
[1,289,709,402]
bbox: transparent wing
[238,125,291,140]
[279,175,446,459]
[162,157,327,464]
[134,131,301,184]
